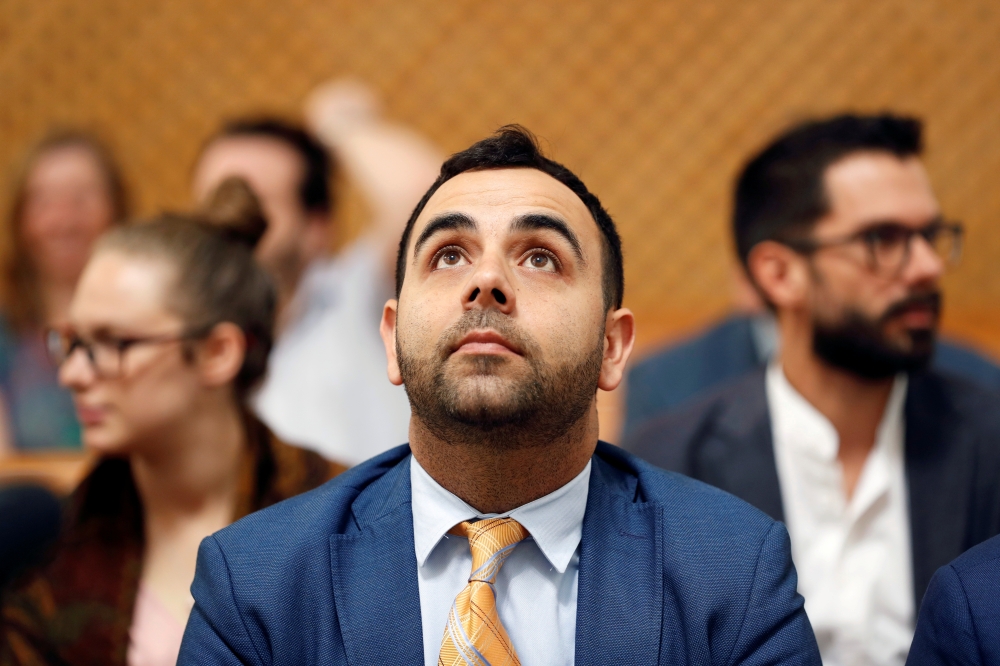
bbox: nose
[58,347,96,391]
[462,251,516,314]
[903,234,945,287]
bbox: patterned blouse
[0,417,346,665]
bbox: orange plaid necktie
[438,517,530,666]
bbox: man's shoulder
[947,533,1000,581]
[624,369,767,461]
[630,316,755,375]
[210,445,412,561]
[588,444,815,665]
[908,368,1000,429]
[626,317,758,407]
[596,442,777,540]
[934,339,1000,391]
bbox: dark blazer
[178,443,822,665]
[907,533,1000,665]
[623,314,1000,438]
[625,368,1000,609]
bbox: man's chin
[813,321,936,379]
[891,325,937,358]
[448,376,530,406]
[432,374,539,426]
[442,356,532,384]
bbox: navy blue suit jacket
[907,534,1000,665]
[178,442,821,665]
[624,315,1000,438]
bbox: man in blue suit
[906,533,1000,665]
[178,126,821,665]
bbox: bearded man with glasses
[627,114,1000,666]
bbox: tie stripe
[438,517,529,666]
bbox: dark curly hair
[734,113,923,267]
[394,125,624,311]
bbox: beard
[812,292,940,380]
[397,309,604,450]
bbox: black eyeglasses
[781,220,964,276]
[45,327,208,379]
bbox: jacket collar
[903,371,972,607]
[575,443,664,666]
[329,449,424,665]
[330,443,664,666]
[699,368,785,522]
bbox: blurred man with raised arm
[192,80,442,465]
[178,126,820,665]
[626,114,1000,665]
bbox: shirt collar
[410,455,591,574]
[766,361,908,462]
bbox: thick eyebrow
[510,213,584,262]
[412,212,478,261]
[858,214,946,229]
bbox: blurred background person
[191,79,442,466]
[0,179,344,666]
[626,114,1000,665]
[624,268,1000,439]
[0,132,128,456]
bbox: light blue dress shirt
[410,456,591,666]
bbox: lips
[883,293,941,329]
[451,330,524,356]
[896,305,936,325]
[74,403,107,427]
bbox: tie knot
[450,517,529,583]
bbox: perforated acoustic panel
[2,0,999,357]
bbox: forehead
[71,250,180,330]
[412,168,598,246]
[29,146,104,189]
[821,152,939,230]
[193,136,303,202]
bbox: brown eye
[523,251,556,272]
[434,249,468,269]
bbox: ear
[380,299,403,386]
[597,307,635,392]
[195,323,246,388]
[746,241,811,310]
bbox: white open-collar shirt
[767,362,913,666]
[253,240,411,466]
[411,455,591,666]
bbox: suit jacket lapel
[329,455,423,665]
[904,373,972,607]
[575,452,663,666]
[697,369,785,522]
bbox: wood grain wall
[2,0,999,357]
